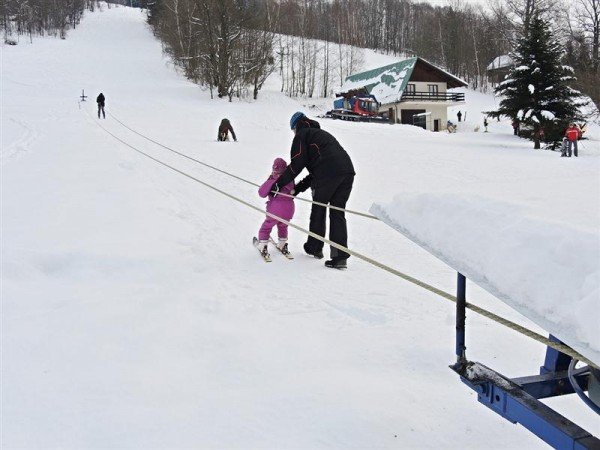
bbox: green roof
[341,58,418,104]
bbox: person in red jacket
[565,123,581,157]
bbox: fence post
[456,272,467,365]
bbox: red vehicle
[327,95,386,122]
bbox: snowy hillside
[2,5,599,449]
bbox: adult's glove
[294,175,313,194]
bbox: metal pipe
[567,359,600,416]
[456,272,467,364]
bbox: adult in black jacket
[96,93,105,119]
[274,112,355,269]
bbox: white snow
[370,194,600,366]
[528,84,535,94]
[2,5,600,449]
[541,110,556,120]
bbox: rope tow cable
[86,109,599,371]
[108,111,379,221]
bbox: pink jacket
[258,177,295,220]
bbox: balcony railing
[401,92,465,102]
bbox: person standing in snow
[560,137,569,157]
[256,158,295,258]
[217,118,237,142]
[483,117,489,132]
[96,93,105,119]
[512,119,520,136]
[457,111,463,122]
[565,123,581,157]
[271,112,355,269]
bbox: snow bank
[370,193,600,366]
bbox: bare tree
[577,0,599,72]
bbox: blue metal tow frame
[450,273,600,449]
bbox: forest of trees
[143,0,598,106]
[1,0,598,108]
[145,0,277,100]
[0,0,116,41]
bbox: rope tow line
[86,109,599,370]
[108,111,380,221]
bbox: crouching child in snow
[256,158,295,258]
[560,137,568,157]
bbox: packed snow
[370,194,599,366]
[2,5,600,449]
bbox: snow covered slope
[2,5,599,449]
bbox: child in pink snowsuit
[257,158,295,253]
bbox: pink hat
[272,157,287,174]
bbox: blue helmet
[290,111,305,130]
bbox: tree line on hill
[1,0,597,113]
[0,1,119,42]
[141,0,598,108]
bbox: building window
[428,84,439,95]
[406,84,416,94]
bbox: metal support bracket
[452,361,600,449]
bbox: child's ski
[269,238,294,259]
[253,237,272,262]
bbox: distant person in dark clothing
[457,110,463,122]
[96,93,105,119]
[218,118,237,141]
[512,119,520,136]
[273,112,355,269]
[483,117,489,132]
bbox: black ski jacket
[96,93,105,106]
[275,118,355,189]
[218,119,236,141]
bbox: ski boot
[303,242,324,259]
[325,257,348,269]
[277,238,291,256]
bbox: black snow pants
[305,173,354,260]
[98,104,105,119]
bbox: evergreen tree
[488,16,587,149]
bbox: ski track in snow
[2,4,599,449]
[1,118,39,164]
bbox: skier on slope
[217,118,237,142]
[255,158,295,259]
[271,112,355,269]
[96,93,106,119]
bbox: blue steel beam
[541,335,574,374]
[454,273,467,366]
[513,370,590,399]
[453,361,600,449]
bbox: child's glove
[271,183,280,197]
